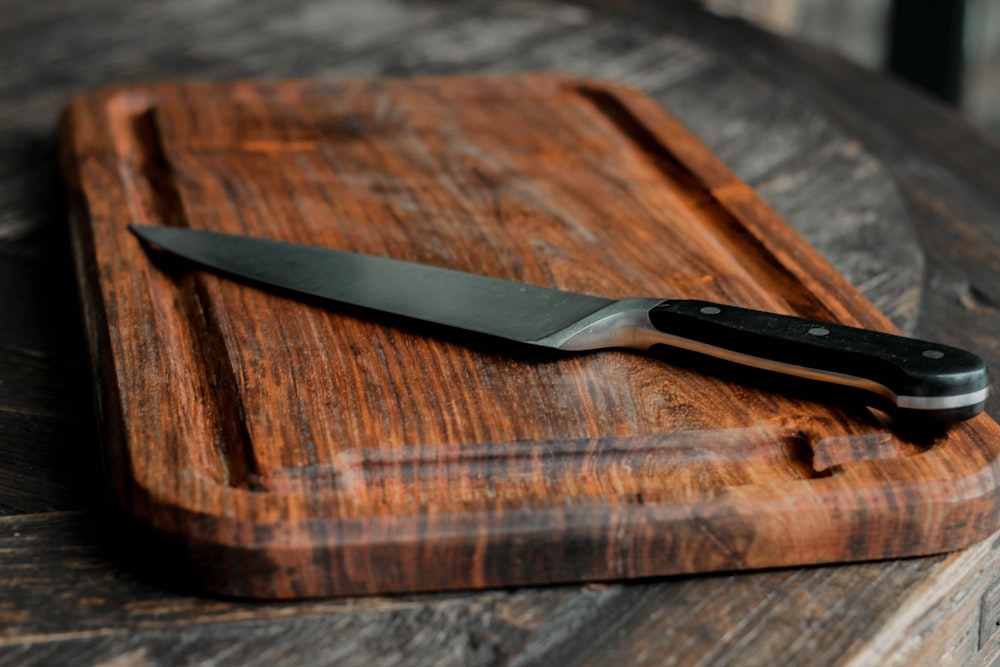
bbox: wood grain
[59,76,1000,599]
[9,0,1000,663]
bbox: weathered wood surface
[5,0,1000,663]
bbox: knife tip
[128,224,170,248]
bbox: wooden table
[4,1,1000,664]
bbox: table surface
[5,1,1000,665]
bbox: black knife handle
[646,300,989,419]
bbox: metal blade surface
[130,226,615,347]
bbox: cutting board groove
[59,76,1000,598]
[576,85,836,322]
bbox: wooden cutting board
[59,76,1000,599]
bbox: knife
[129,225,989,422]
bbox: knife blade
[129,225,989,421]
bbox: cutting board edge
[118,455,1000,599]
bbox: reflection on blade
[129,226,615,347]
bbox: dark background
[702,0,1000,134]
